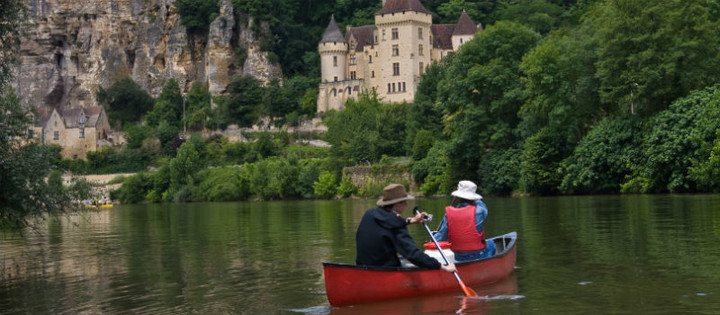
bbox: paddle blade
[459,281,478,297]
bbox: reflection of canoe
[329,273,519,315]
[323,232,517,306]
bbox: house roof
[57,106,104,128]
[453,11,478,36]
[347,25,377,52]
[376,0,429,15]
[320,15,346,43]
[431,24,455,50]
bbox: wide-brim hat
[451,180,482,200]
[377,184,415,206]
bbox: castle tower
[451,10,479,51]
[374,0,432,103]
[319,15,348,83]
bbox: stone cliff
[14,0,282,110]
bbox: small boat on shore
[322,231,517,306]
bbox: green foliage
[194,167,251,201]
[313,171,337,198]
[411,130,435,161]
[97,77,154,129]
[227,75,263,127]
[591,0,720,115]
[406,61,446,153]
[337,175,357,197]
[622,85,720,193]
[174,0,220,34]
[519,127,569,195]
[114,172,154,204]
[478,147,522,196]
[0,0,23,88]
[559,117,643,194]
[248,157,299,200]
[169,139,204,192]
[186,82,211,131]
[146,79,183,128]
[0,89,81,229]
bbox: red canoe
[323,232,518,306]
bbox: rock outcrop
[14,0,282,110]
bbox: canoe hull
[323,232,517,306]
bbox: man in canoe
[355,183,457,273]
[433,180,496,261]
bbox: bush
[313,171,337,198]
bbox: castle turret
[451,10,479,51]
[319,15,348,83]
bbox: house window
[347,87,352,95]
[403,82,406,91]
[369,55,372,63]
[371,71,375,78]
[393,63,400,76]
[391,28,398,40]
[392,83,396,92]
[333,89,337,97]
[382,29,386,41]
[350,55,357,65]
[387,83,391,93]
[53,131,59,140]
[350,71,356,80]
[334,76,338,82]
[79,128,85,138]
[392,45,399,56]
[419,62,424,74]
[418,44,424,56]
[418,27,423,39]
[333,56,337,67]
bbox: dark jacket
[355,207,442,269]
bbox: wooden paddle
[414,207,478,297]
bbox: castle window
[418,44,424,56]
[392,45,399,56]
[418,27,423,39]
[79,128,85,138]
[350,55,356,65]
[403,82,406,91]
[392,83,396,92]
[333,89,337,97]
[369,55,372,63]
[334,76,338,82]
[333,56,337,67]
[460,38,464,44]
[382,29,386,41]
[351,41,356,50]
[350,71,356,80]
[387,83,391,93]
[347,87,352,95]
[374,35,378,44]
[391,28,398,40]
[419,62,424,74]
[53,131,59,140]
[371,71,375,78]
[393,63,400,76]
[27,129,34,139]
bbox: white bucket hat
[451,180,482,200]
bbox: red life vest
[445,205,485,252]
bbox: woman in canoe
[433,180,496,261]
[355,183,456,273]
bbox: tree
[591,0,720,116]
[146,79,183,128]
[185,81,211,131]
[0,0,22,88]
[96,77,154,128]
[227,75,263,127]
[174,0,221,34]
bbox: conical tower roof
[453,10,478,36]
[376,0,429,15]
[320,15,346,43]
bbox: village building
[40,106,114,159]
[317,0,482,112]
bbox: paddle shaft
[415,207,465,287]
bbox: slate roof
[431,24,455,50]
[320,15,346,43]
[347,25,377,52]
[58,106,104,128]
[376,0,429,15]
[453,11,478,36]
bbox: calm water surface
[1,195,720,314]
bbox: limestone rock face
[15,0,282,110]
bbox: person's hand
[440,262,456,273]
[408,211,428,224]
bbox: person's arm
[432,215,449,241]
[475,199,488,233]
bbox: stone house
[317,0,482,112]
[41,106,113,159]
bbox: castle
[317,0,482,112]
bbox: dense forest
[4,0,720,222]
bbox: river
[1,195,719,314]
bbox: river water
[1,195,719,314]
